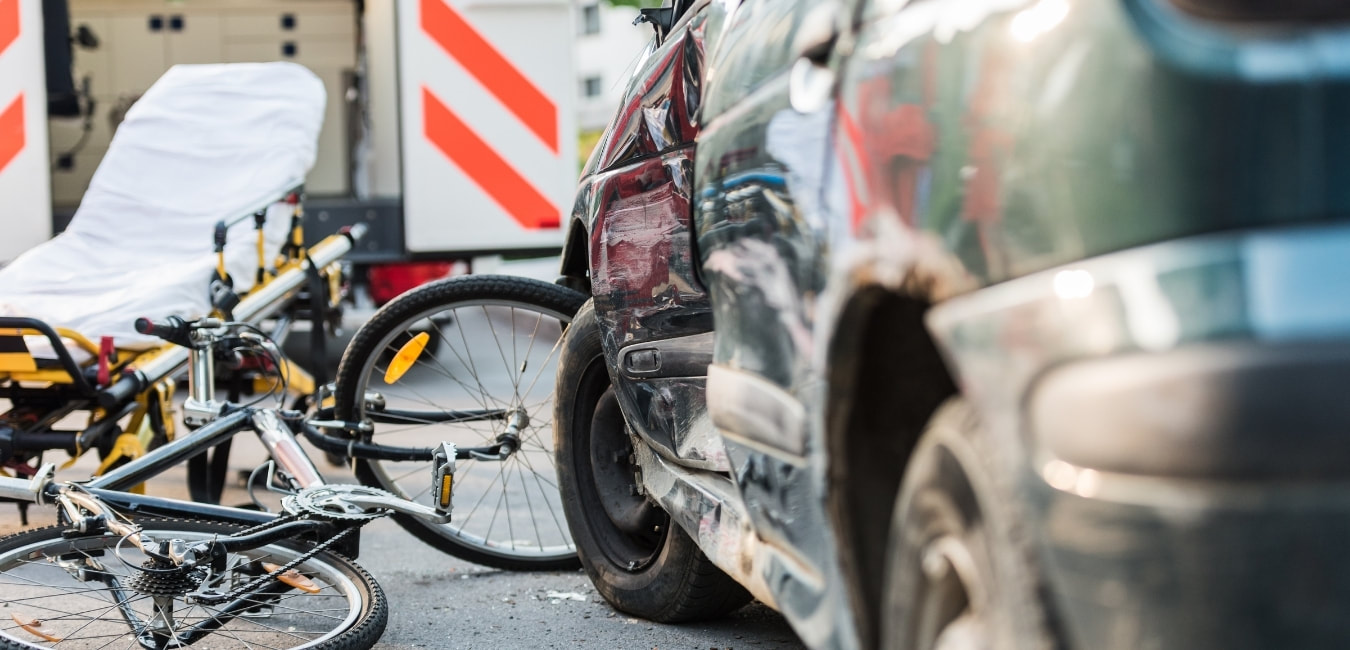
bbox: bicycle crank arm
[340,493,453,524]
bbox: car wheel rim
[915,527,989,649]
[578,373,668,573]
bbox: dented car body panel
[575,9,728,470]
[564,0,1350,647]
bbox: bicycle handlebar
[135,315,230,349]
[134,315,191,341]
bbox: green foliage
[578,129,605,174]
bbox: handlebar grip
[134,315,192,347]
[135,316,176,337]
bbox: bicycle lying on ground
[0,316,450,649]
[0,274,584,648]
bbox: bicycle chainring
[283,485,395,522]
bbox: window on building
[580,4,601,35]
[582,75,603,98]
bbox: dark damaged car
[554,0,1350,648]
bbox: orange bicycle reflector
[384,332,430,384]
[262,563,321,594]
[12,613,63,642]
[439,472,454,510]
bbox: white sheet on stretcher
[0,62,325,358]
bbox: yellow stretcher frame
[0,189,348,487]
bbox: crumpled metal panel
[578,11,728,470]
[635,433,855,650]
[589,15,703,173]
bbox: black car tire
[556,300,751,622]
[881,399,1061,650]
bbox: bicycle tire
[335,274,585,571]
[0,518,387,650]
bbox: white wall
[362,0,401,199]
[574,1,651,132]
[0,0,52,262]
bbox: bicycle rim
[0,520,370,649]
[351,296,577,566]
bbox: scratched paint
[575,11,724,470]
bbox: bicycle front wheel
[335,275,585,570]
[0,518,387,650]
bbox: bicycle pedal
[432,442,457,515]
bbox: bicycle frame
[0,466,274,528]
[86,408,314,494]
[0,403,455,569]
[0,299,459,537]
[76,402,453,526]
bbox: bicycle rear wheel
[0,518,386,650]
[335,275,585,570]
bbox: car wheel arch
[822,277,959,650]
[559,217,592,295]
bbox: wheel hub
[127,558,202,597]
[919,535,987,650]
[588,393,661,535]
[581,385,668,572]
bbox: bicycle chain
[226,512,304,539]
[188,516,367,606]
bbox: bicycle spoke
[517,333,567,411]
[484,304,525,407]
[45,591,146,645]
[386,461,435,486]
[513,448,564,495]
[462,459,510,535]
[374,364,494,422]
[512,458,546,551]
[343,286,580,565]
[196,602,318,643]
[369,416,499,443]
[511,454,569,541]
[447,310,509,412]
